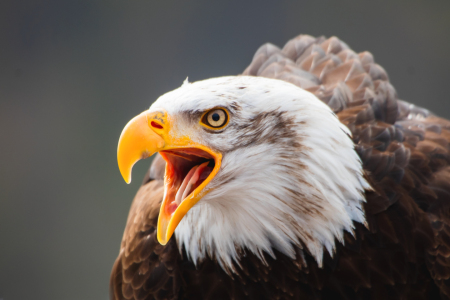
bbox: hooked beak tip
[117,110,165,185]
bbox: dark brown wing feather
[111,35,450,299]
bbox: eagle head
[117,76,370,270]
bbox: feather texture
[111,35,450,300]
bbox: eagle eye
[201,108,229,129]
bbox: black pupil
[212,113,220,122]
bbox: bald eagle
[110,35,450,300]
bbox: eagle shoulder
[243,34,450,298]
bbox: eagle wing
[111,35,450,299]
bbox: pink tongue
[174,165,198,205]
[175,162,210,205]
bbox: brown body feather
[110,35,450,299]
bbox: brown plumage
[110,35,450,299]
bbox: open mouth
[159,148,216,215]
[117,109,223,244]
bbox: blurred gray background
[1,1,449,299]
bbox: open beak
[117,109,222,245]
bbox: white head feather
[149,76,371,271]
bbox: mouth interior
[160,148,215,215]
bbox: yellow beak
[117,110,222,245]
[117,110,166,184]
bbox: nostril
[151,121,163,129]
